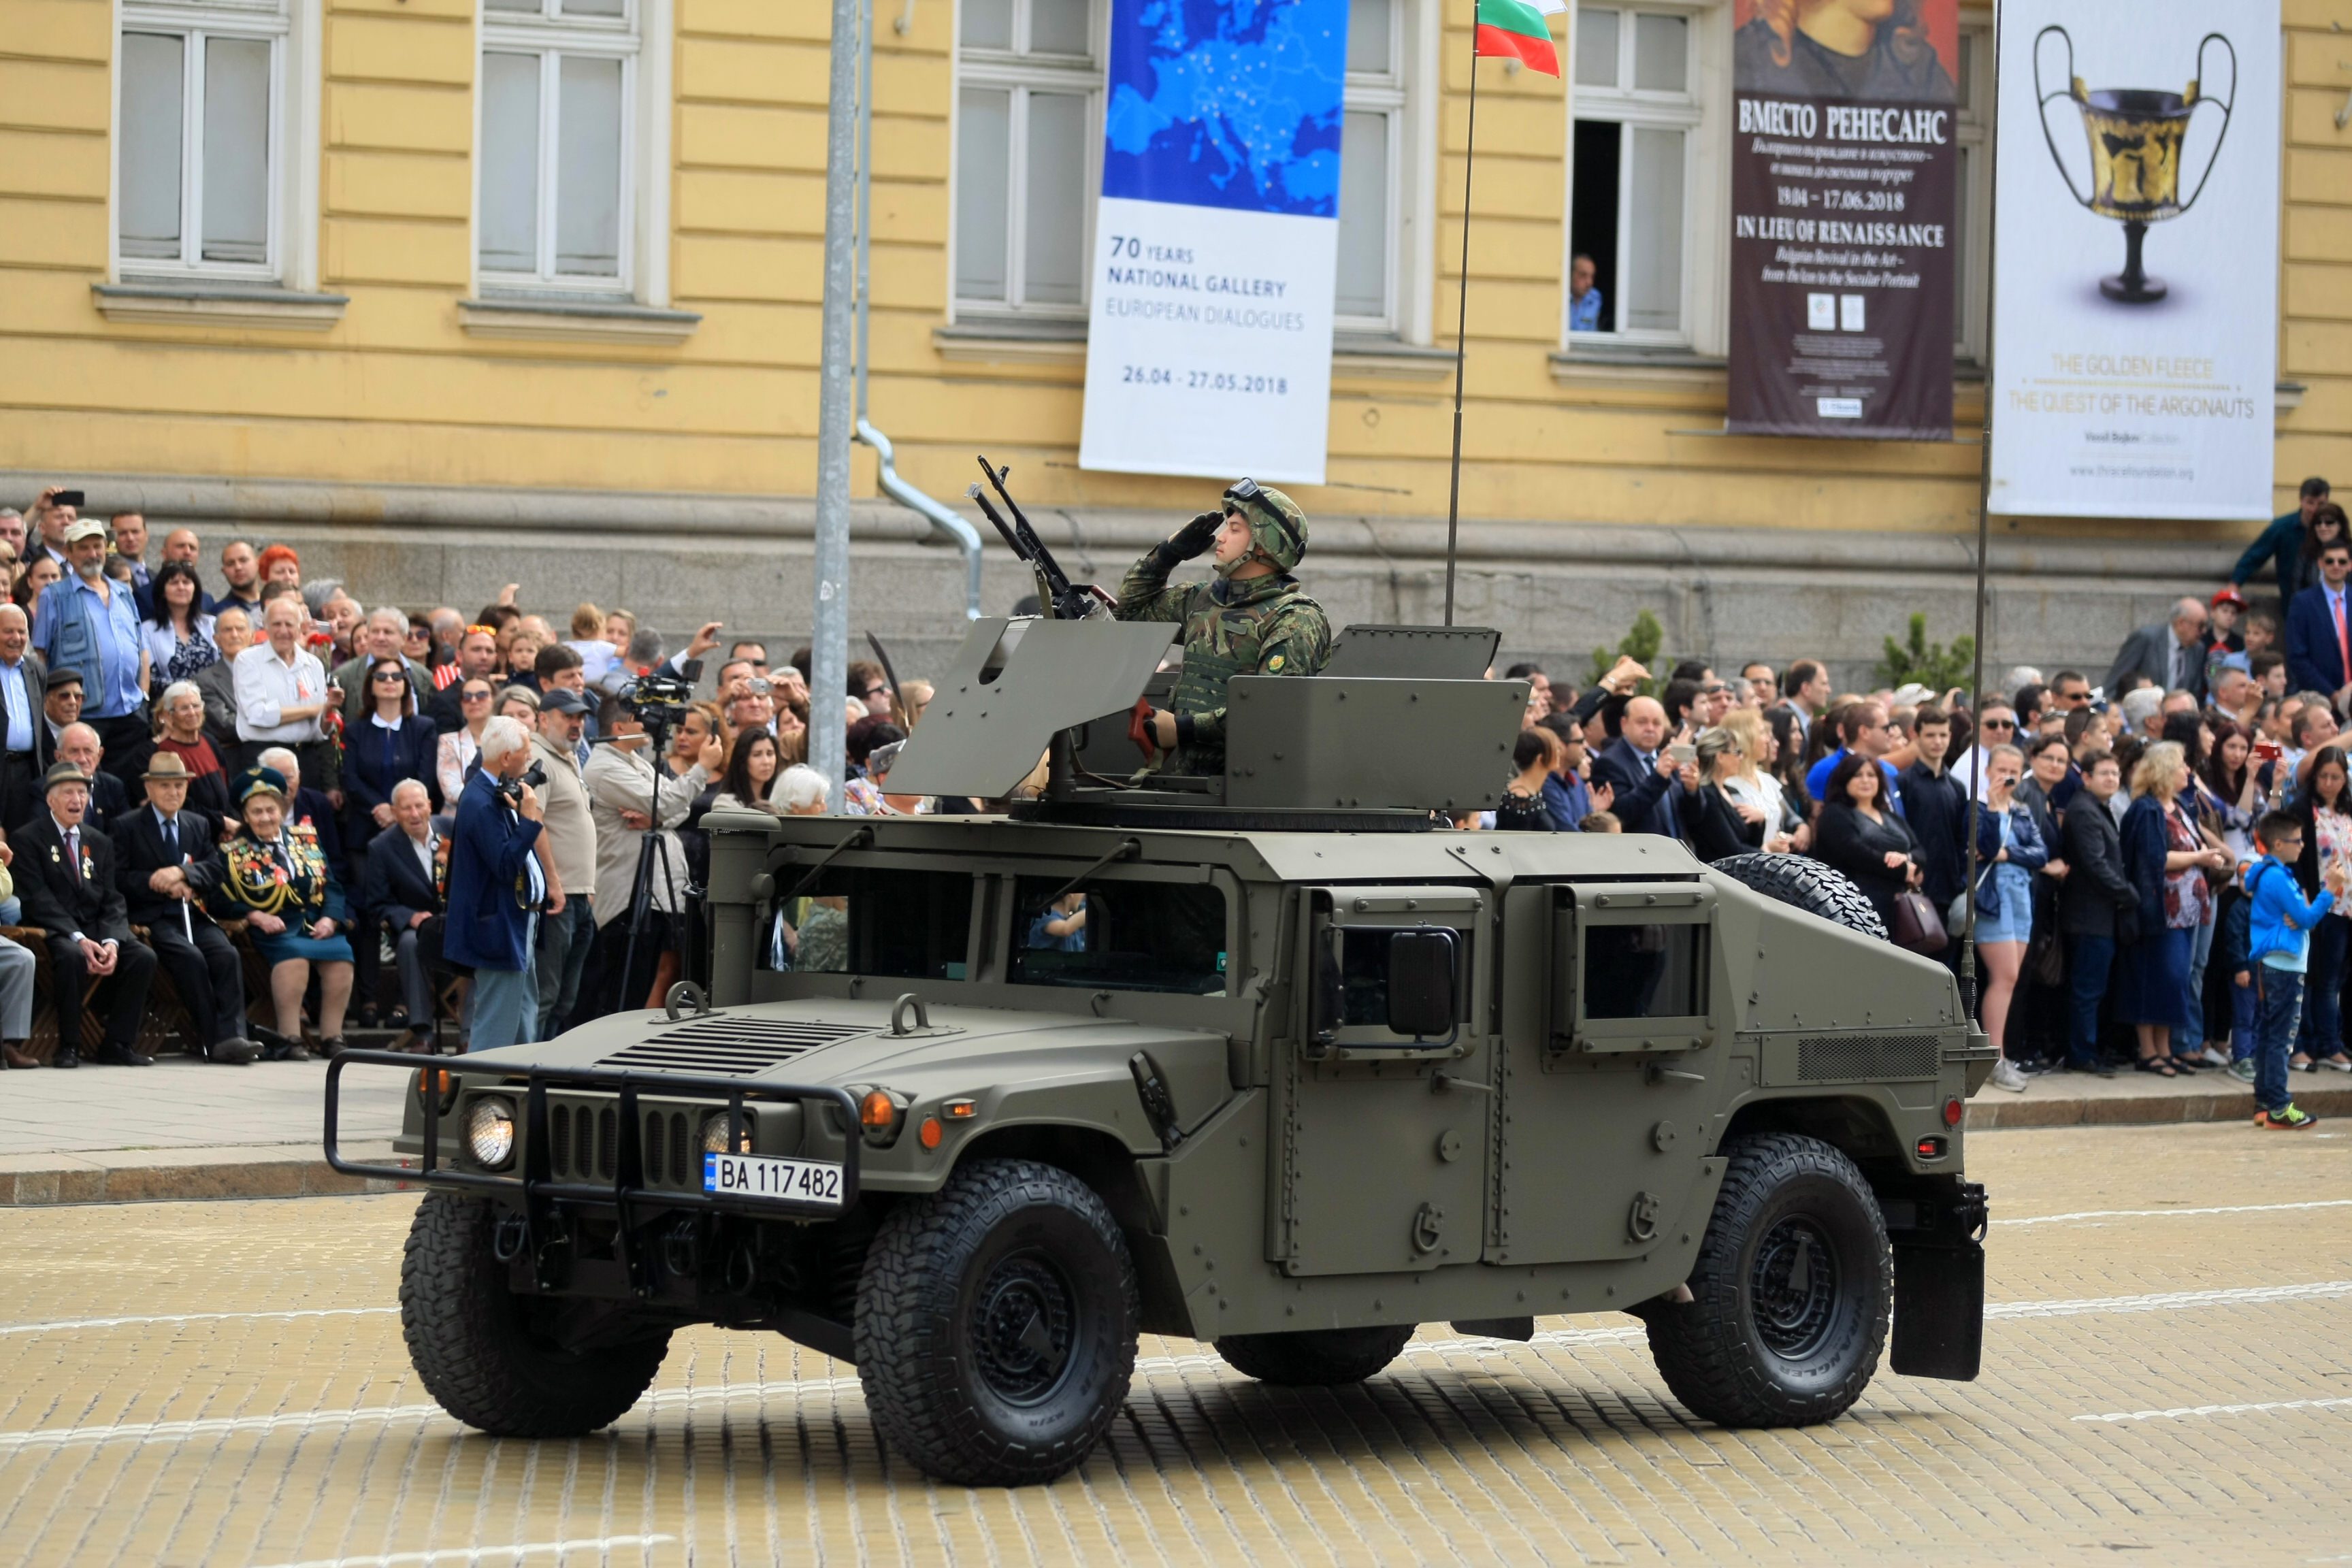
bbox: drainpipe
[849,0,983,619]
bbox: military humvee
[330,619,1991,1488]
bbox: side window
[1304,888,1480,1051]
[1007,876,1228,994]
[776,866,974,980]
[1552,883,1714,1051]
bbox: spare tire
[1709,852,1888,942]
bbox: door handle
[1431,1072,1493,1095]
[1649,1066,1705,1084]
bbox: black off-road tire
[1644,1133,1891,1428]
[399,1193,671,1437]
[1709,851,1889,941]
[856,1159,1139,1487]
[1214,1324,1418,1386]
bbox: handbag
[1891,889,1949,953]
[2024,924,2065,987]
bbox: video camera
[619,672,697,729]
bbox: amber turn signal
[944,1098,978,1120]
[918,1117,943,1150]
[861,1090,898,1128]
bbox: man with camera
[583,685,723,1017]
[444,715,558,1051]
[529,687,597,1036]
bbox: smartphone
[2254,740,2282,762]
[1667,742,1697,768]
[52,490,84,509]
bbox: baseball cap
[539,687,590,715]
[61,518,107,545]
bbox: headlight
[464,1096,516,1169]
[702,1111,754,1154]
[859,1088,907,1148]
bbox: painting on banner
[1725,0,1961,440]
[1078,0,1348,485]
[1989,0,2277,520]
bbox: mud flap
[1890,1241,1983,1380]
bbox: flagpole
[1441,8,1480,628]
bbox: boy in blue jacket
[2244,811,2347,1130]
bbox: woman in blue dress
[210,766,357,1060]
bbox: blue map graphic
[1102,0,1348,218]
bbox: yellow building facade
[1,0,2346,681]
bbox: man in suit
[1773,659,1829,749]
[1588,695,1694,840]
[0,605,48,832]
[114,753,257,1066]
[193,605,250,768]
[16,762,158,1068]
[331,607,431,725]
[2057,751,2136,1075]
[2105,598,2211,702]
[364,778,452,1054]
[446,716,551,1051]
[53,722,129,839]
[2286,538,2352,706]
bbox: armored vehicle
[331,618,1991,1488]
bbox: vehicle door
[1488,881,1719,1265]
[1275,885,1490,1277]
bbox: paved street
[1,1121,2347,1567]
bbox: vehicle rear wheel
[1708,851,1888,941]
[1214,1324,1417,1386]
[399,1194,670,1437]
[856,1158,1138,1487]
[1643,1132,1890,1427]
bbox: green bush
[1590,608,1667,695]
[1874,612,1974,692]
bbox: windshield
[1007,877,1228,995]
[777,866,974,980]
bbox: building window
[477,0,638,293]
[1566,3,1701,341]
[953,0,1421,333]
[116,1,290,278]
[1337,0,1407,332]
[954,0,1100,316]
[1953,17,1990,367]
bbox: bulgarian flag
[1474,0,1564,77]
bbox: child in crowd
[2243,810,2346,1129]
[1579,811,1621,834]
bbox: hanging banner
[1077,0,1347,485]
[1989,0,2276,520]
[1725,0,1960,440]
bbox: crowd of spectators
[0,485,930,1068]
[7,472,2349,1130]
[1490,474,2346,1129]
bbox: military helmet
[1222,478,1308,573]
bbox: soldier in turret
[1115,478,1332,774]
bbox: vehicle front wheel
[856,1159,1139,1487]
[1643,1132,1890,1427]
[399,1194,671,1437]
[1215,1324,1416,1386]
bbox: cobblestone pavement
[1,1123,2347,1568]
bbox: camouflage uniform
[1113,485,1331,773]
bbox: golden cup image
[2034,27,2236,304]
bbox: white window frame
[947,0,1432,340]
[112,0,321,289]
[949,0,1105,321]
[1336,0,1406,336]
[473,0,670,303]
[1953,10,1991,368]
[1560,0,1727,353]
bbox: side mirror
[1386,929,1457,1039]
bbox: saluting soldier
[1114,478,1331,774]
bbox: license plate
[703,1152,846,1209]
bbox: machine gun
[968,455,1115,623]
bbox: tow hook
[492,1212,530,1263]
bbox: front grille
[601,1018,870,1077]
[541,1098,709,1191]
[1796,1034,1939,1082]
